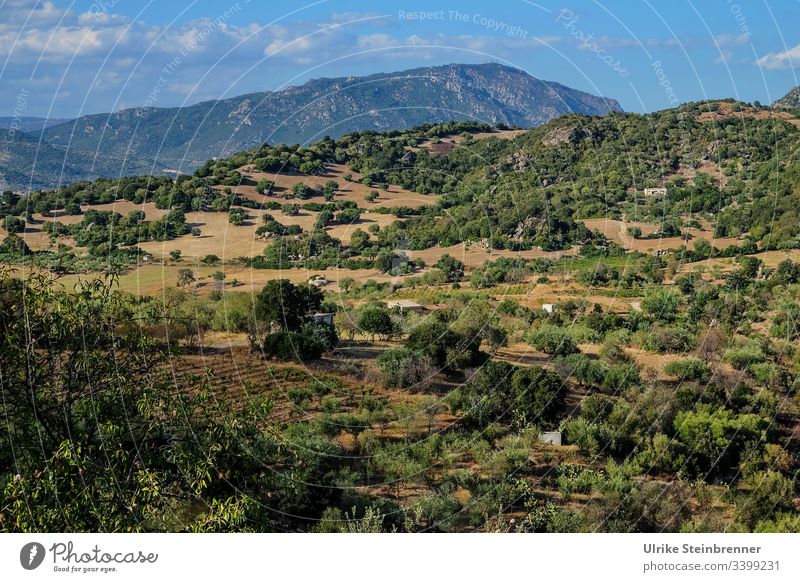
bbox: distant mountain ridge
[2,63,622,191]
[0,116,71,133]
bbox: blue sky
[2,0,800,117]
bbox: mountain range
[0,117,71,133]
[0,63,621,192]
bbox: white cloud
[757,44,800,70]
[2,0,66,26]
[0,4,561,116]
[715,32,752,47]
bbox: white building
[538,431,562,446]
[386,299,427,314]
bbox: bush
[554,354,604,388]
[737,470,796,529]
[641,289,681,322]
[673,405,766,477]
[255,179,274,194]
[228,208,249,225]
[724,347,766,370]
[262,324,331,361]
[527,324,579,356]
[750,362,783,388]
[641,325,694,353]
[663,358,711,382]
[3,215,24,233]
[376,348,434,389]
[601,363,640,394]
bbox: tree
[255,279,322,333]
[292,182,313,199]
[169,249,182,261]
[323,180,339,197]
[455,360,515,428]
[434,254,464,282]
[511,366,565,426]
[376,348,434,389]
[177,268,195,287]
[282,203,300,216]
[0,273,287,532]
[673,405,766,477]
[228,208,248,225]
[405,317,464,367]
[0,233,30,256]
[358,305,394,341]
[349,228,370,251]
[201,254,220,265]
[693,238,712,260]
[641,289,681,322]
[527,324,579,356]
[365,191,379,203]
[255,178,274,194]
[3,215,24,233]
[375,250,400,273]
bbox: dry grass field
[581,218,740,252]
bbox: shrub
[641,289,681,322]
[554,354,605,388]
[262,324,330,361]
[723,347,766,370]
[527,324,579,356]
[228,208,249,225]
[3,215,24,233]
[255,179,274,194]
[663,358,711,382]
[601,363,640,394]
[376,348,435,389]
[452,360,515,428]
[673,405,766,477]
[749,362,783,388]
[641,324,694,353]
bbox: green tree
[255,178,274,194]
[527,324,579,356]
[641,289,681,323]
[511,366,565,426]
[434,254,464,282]
[177,268,195,287]
[358,305,395,341]
[3,215,24,233]
[0,273,286,532]
[255,279,323,333]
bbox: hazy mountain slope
[2,63,621,191]
[0,117,71,133]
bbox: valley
[4,96,800,534]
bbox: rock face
[4,63,622,191]
[774,86,800,109]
